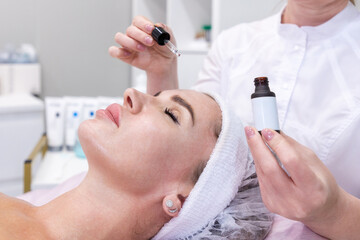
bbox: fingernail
[145,36,153,45]
[245,126,255,139]
[145,24,153,33]
[262,129,274,141]
[137,44,146,51]
[122,49,131,57]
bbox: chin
[78,119,116,168]
[78,119,102,157]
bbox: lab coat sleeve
[191,32,227,95]
[325,111,360,198]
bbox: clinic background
[1,0,359,197]
[1,0,359,97]
[1,0,285,97]
[0,0,131,97]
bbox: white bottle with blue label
[251,77,280,133]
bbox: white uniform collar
[277,2,360,41]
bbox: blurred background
[0,0,132,97]
[2,0,358,96]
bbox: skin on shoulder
[0,193,51,239]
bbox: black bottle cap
[151,26,170,45]
[251,77,276,99]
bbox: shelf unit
[131,0,282,90]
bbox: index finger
[132,15,155,34]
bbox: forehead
[160,89,215,105]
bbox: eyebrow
[154,91,195,125]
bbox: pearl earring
[168,208,177,213]
[166,199,174,208]
[166,199,178,213]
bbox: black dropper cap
[151,26,170,45]
[251,77,276,99]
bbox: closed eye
[165,108,179,125]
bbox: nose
[123,88,149,113]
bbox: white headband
[153,93,250,239]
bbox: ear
[162,194,183,218]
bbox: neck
[35,172,165,239]
[282,0,349,26]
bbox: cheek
[124,120,175,162]
[121,116,172,149]
[119,119,190,178]
[114,126,182,193]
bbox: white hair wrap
[153,93,252,239]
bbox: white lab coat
[193,2,360,197]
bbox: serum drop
[251,77,280,133]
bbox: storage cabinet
[0,94,44,196]
[0,64,41,96]
[131,0,282,90]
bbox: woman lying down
[0,88,272,239]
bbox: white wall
[0,0,132,97]
[0,0,37,47]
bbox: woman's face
[78,88,221,196]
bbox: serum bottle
[251,77,280,133]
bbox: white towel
[153,93,251,239]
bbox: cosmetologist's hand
[109,16,179,94]
[244,127,360,240]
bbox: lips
[104,103,121,127]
